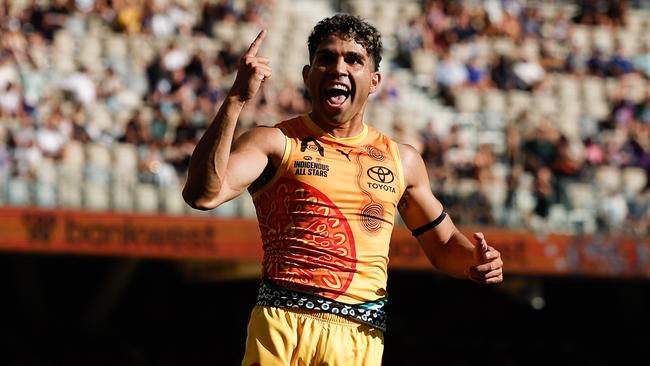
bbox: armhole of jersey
[390,140,407,197]
[250,128,292,200]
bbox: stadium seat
[567,208,597,234]
[565,182,596,211]
[482,89,507,114]
[507,91,532,119]
[595,166,622,194]
[134,183,160,213]
[111,143,139,186]
[160,185,187,215]
[7,177,31,206]
[591,26,615,53]
[455,89,481,113]
[211,197,239,217]
[238,192,258,218]
[58,181,83,208]
[85,143,112,184]
[35,158,58,185]
[34,181,57,207]
[83,181,111,211]
[622,167,647,196]
[410,49,437,77]
[111,182,135,212]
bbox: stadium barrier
[1,207,647,278]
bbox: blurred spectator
[587,48,609,77]
[532,166,555,224]
[597,190,629,233]
[28,0,69,42]
[139,144,178,187]
[490,54,520,90]
[393,120,423,153]
[0,0,645,234]
[395,16,425,69]
[114,0,143,34]
[276,81,309,118]
[472,143,497,184]
[0,50,18,90]
[465,56,490,89]
[161,42,189,72]
[443,125,474,178]
[435,50,468,105]
[523,119,560,172]
[632,44,650,77]
[573,0,628,27]
[216,42,239,76]
[0,82,24,117]
[119,111,149,146]
[10,115,41,178]
[513,54,547,91]
[607,45,635,76]
[448,9,478,44]
[35,107,70,160]
[564,44,589,75]
[62,66,97,105]
[97,67,124,111]
[550,135,585,179]
[584,137,606,166]
[521,6,542,38]
[149,105,168,145]
[197,0,239,36]
[419,121,445,167]
[608,89,637,129]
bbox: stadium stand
[0,0,647,238]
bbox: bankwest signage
[0,207,262,260]
[1,207,648,278]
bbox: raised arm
[183,30,281,210]
[397,144,503,284]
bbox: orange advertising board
[0,207,262,260]
[389,226,650,278]
[0,207,648,278]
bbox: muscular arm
[184,124,284,210]
[182,30,278,210]
[397,144,503,283]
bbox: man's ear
[369,71,382,94]
[302,65,310,86]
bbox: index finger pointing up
[246,29,267,57]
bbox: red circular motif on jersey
[254,177,356,299]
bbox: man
[183,14,503,366]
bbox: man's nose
[331,56,348,75]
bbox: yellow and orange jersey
[250,114,406,305]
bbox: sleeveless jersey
[250,114,406,305]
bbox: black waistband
[256,280,388,332]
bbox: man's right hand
[229,30,272,102]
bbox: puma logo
[336,149,352,161]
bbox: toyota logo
[367,166,394,183]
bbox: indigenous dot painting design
[256,281,388,331]
[364,145,386,162]
[353,145,388,235]
[254,177,357,299]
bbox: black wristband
[411,211,447,237]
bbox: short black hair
[307,13,383,71]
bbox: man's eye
[317,55,335,64]
[347,57,363,65]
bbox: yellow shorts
[241,305,384,366]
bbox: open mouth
[323,84,351,107]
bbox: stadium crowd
[0,0,647,237]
